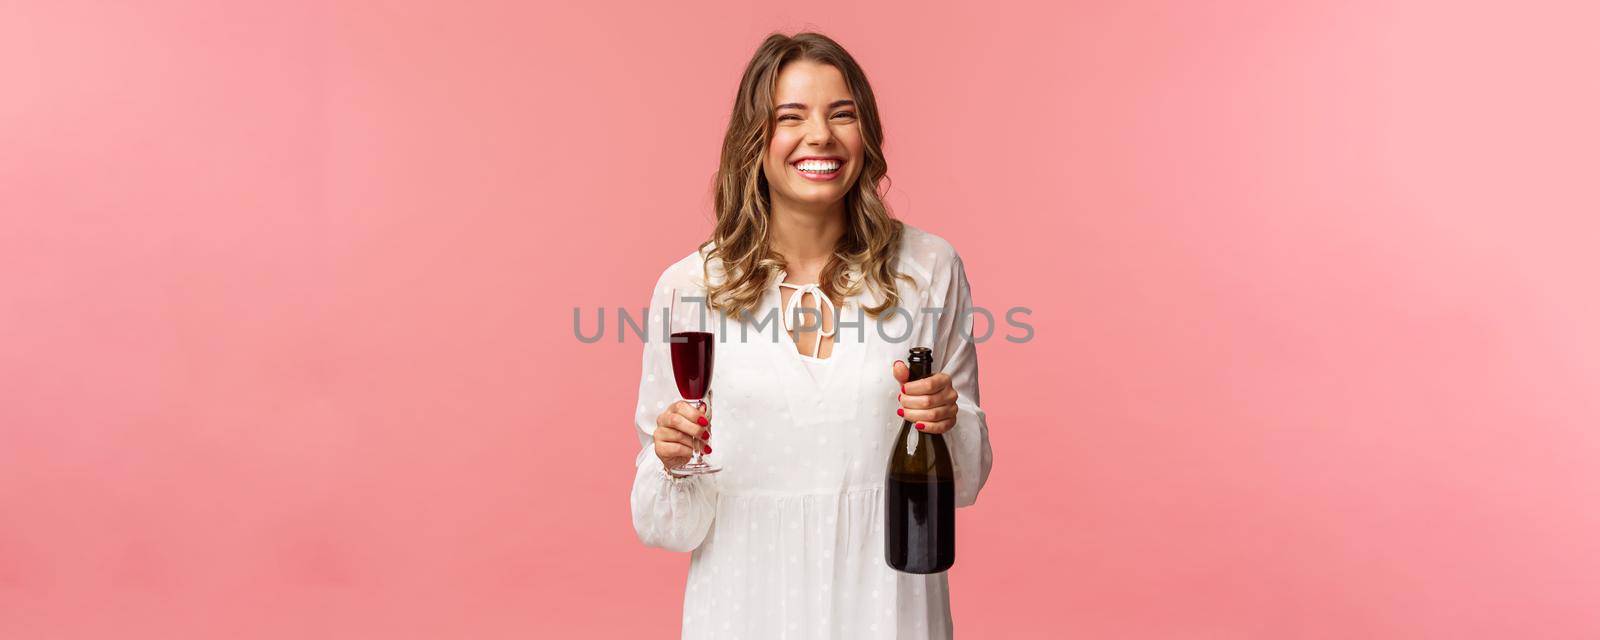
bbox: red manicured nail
[915,423,926,430]
[697,416,708,427]
[901,384,906,393]
[703,445,712,454]
[897,408,904,417]
[701,430,710,440]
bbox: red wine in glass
[670,331,714,400]
[667,288,720,476]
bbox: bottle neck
[907,358,933,383]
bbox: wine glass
[667,287,720,477]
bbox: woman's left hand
[892,360,959,434]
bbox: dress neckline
[776,280,840,363]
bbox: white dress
[629,224,994,639]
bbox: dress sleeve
[628,267,718,552]
[931,253,995,508]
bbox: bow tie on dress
[779,282,836,357]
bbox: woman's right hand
[654,400,711,472]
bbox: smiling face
[762,60,865,212]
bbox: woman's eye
[777,112,853,122]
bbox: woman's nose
[804,118,833,144]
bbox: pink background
[4,1,1598,637]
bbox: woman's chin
[790,193,846,208]
[786,181,852,203]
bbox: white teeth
[796,160,840,173]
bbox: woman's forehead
[775,61,850,100]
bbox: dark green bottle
[885,346,956,574]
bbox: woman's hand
[893,361,959,434]
[654,398,712,472]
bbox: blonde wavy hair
[701,32,910,320]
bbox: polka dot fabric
[629,225,993,639]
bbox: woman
[629,32,993,638]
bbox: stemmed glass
[667,287,721,477]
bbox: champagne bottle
[885,346,956,574]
